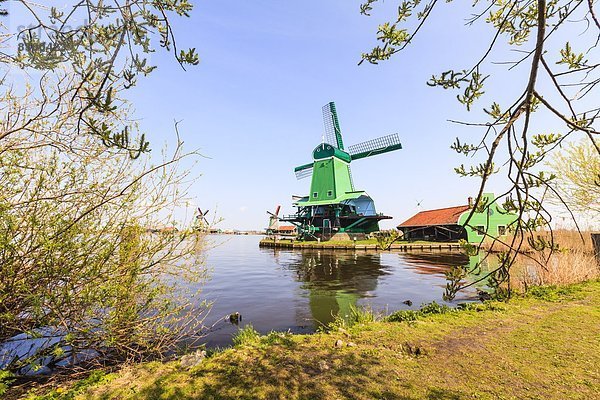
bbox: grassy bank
[21,280,600,400]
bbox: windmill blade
[347,164,355,191]
[195,208,209,229]
[267,205,281,230]
[322,102,344,150]
[295,168,313,180]
[348,133,402,161]
[266,205,281,218]
[294,163,313,180]
[268,214,279,230]
[196,208,210,225]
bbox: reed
[510,230,600,290]
[481,229,596,254]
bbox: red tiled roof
[397,205,471,228]
[278,225,296,232]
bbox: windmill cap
[313,143,351,162]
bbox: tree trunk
[592,233,600,265]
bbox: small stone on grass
[317,360,330,371]
[180,350,207,369]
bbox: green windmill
[281,102,402,239]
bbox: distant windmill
[195,208,210,231]
[416,199,424,211]
[266,205,281,234]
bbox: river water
[0,234,491,373]
[196,235,490,347]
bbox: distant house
[278,225,297,234]
[397,193,517,243]
[265,225,297,236]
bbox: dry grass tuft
[511,230,600,290]
[549,229,596,253]
[482,229,596,254]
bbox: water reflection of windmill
[282,102,402,240]
[285,251,388,327]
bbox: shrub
[0,113,207,372]
[232,325,261,347]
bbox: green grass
[524,283,586,302]
[231,324,261,347]
[232,325,296,349]
[23,370,116,400]
[0,370,14,397]
[326,305,382,331]
[20,280,600,400]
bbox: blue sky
[127,0,521,230]
[8,1,593,230]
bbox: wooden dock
[259,240,461,252]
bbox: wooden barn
[397,193,517,243]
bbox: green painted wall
[457,193,517,243]
[307,157,353,203]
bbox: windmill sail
[322,102,344,150]
[347,165,355,191]
[348,133,402,161]
[197,208,210,224]
[294,163,313,180]
[267,205,281,231]
[195,208,210,231]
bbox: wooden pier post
[592,233,600,265]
